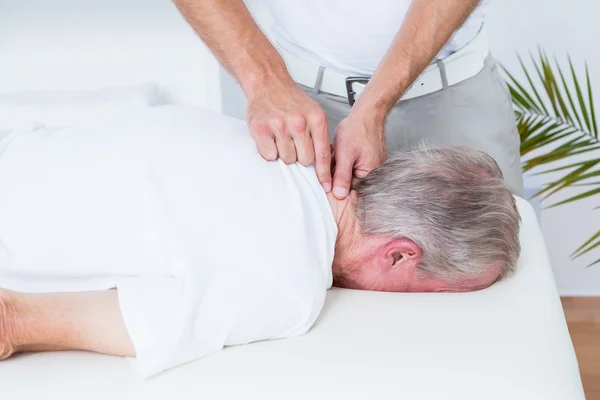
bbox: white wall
[0,0,222,109]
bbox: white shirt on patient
[0,106,338,378]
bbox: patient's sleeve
[116,264,327,379]
[225,266,327,346]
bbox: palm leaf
[573,237,600,264]
[572,229,600,258]
[546,187,600,208]
[503,64,544,114]
[521,127,576,155]
[533,162,596,198]
[587,63,598,136]
[556,58,583,130]
[558,168,600,185]
[534,158,600,175]
[540,50,562,119]
[586,257,600,268]
[524,144,600,171]
[520,53,547,113]
[569,55,593,134]
[572,181,600,187]
[505,51,600,265]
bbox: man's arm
[332,0,481,198]
[173,0,332,192]
[353,0,481,119]
[173,0,283,97]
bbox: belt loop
[436,60,449,89]
[312,66,325,94]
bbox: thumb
[332,151,356,199]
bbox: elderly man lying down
[0,106,520,378]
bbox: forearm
[6,289,134,358]
[173,0,292,95]
[353,0,481,122]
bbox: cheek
[408,278,449,292]
[355,268,406,292]
[377,272,408,292]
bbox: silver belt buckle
[345,77,370,106]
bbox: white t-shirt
[261,0,488,76]
[0,106,338,378]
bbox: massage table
[0,197,585,399]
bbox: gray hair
[353,144,521,283]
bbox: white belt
[280,27,490,105]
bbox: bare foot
[0,289,19,360]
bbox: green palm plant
[503,50,600,266]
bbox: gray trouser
[301,55,524,196]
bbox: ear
[382,237,422,272]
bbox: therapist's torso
[260,0,489,76]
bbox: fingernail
[322,183,331,193]
[333,187,348,198]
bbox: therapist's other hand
[332,112,387,199]
[246,81,332,192]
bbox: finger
[256,135,278,161]
[292,131,315,167]
[308,112,332,192]
[329,143,336,174]
[288,116,314,167]
[270,119,297,164]
[277,135,297,164]
[354,167,371,179]
[332,148,355,199]
[250,121,278,161]
[329,146,336,175]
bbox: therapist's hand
[331,111,387,199]
[246,80,332,192]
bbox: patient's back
[0,105,337,377]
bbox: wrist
[351,65,412,123]
[350,101,389,133]
[237,55,295,99]
[350,87,400,126]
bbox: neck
[327,192,361,282]
[326,192,350,227]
